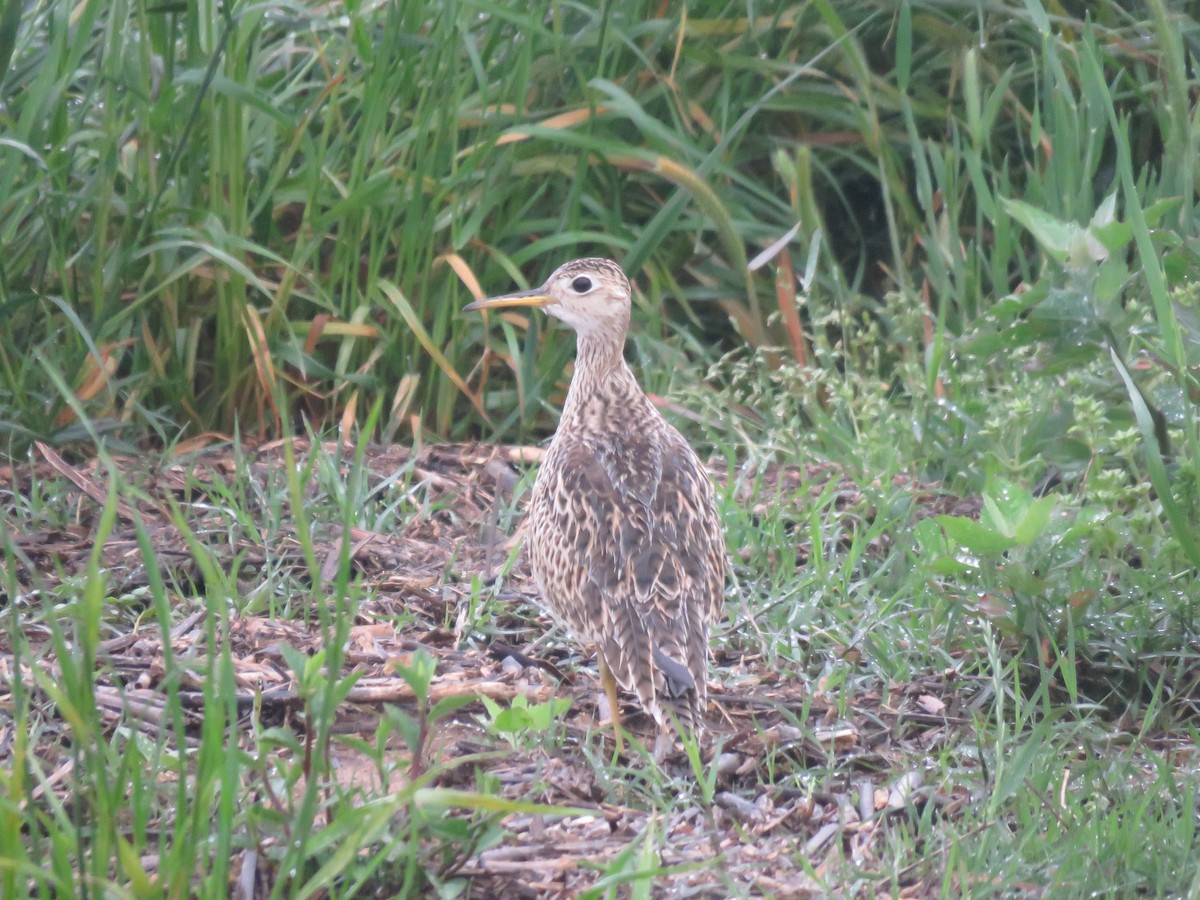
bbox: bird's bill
[463,290,553,312]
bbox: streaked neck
[561,327,636,416]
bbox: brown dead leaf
[917,694,946,715]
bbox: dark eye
[570,276,593,293]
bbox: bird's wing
[550,429,726,725]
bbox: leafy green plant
[388,649,479,780]
[2,0,1193,457]
[936,477,1058,562]
[921,477,1096,641]
[479,693,571,749]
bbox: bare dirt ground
[2,441,988,897]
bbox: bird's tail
[651,644,705,735]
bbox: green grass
[2,0,1199,895]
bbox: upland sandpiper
[466,258,727,747]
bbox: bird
[465,258,727,750]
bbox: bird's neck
[561,329,639,419]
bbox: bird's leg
[597,655,624,753]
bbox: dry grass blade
[242,305,281,433]
[378,278,489,420]
[34,442,137,521]
[774,251,809,366]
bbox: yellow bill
[463,289,554,312]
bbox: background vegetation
[2,0,1199,895]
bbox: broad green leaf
[1014,495,1057,545]
[938,515,1017,558]
[981,494,1016,540]
[1000,197,1075,260]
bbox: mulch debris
[1,440,981,897]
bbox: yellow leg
[597,655,624,753]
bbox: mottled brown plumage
[465,258,726,740]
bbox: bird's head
[464,258,631,338]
